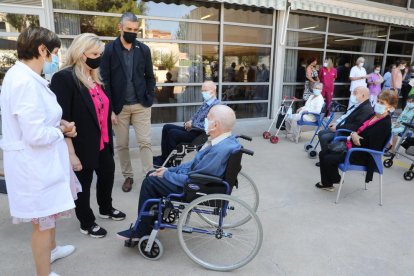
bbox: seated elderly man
[285,82,324,143]
[315,86,374,166]
[153,81,220,166]
[117,105,240,240]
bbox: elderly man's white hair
[209,105,236,131]
[202,81,217,93]
[313,81,323,89]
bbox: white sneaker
[50,245,75,263]
[49,272,60,276]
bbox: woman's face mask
[43,53,59,75]
[374,103,387,115]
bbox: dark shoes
[153,155,164,167]
[315,182,334,192]
[99,208,126,221]
[122,177,133,192]
[315,162,320,167]
[117,227,140,242]
[80,223,107,238]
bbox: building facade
[1,0,414,124]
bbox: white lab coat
[0,61,75,219]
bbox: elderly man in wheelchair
[153,81,220,167]
[117,105,262,271]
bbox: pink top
[346,115,385,149]
[88,84,109,150]
[319,67,337,89]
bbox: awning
[290,0,414,27]
[206,0,286,10]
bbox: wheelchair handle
[237,135,252,141]
[240,148,254,156]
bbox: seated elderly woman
[285,82,324,143]
[384,94,414,156]
[316,90,398,191]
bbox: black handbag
[327,141,347,153]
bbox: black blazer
[50,67,114,169]
[100,38,155,114]
[350,115,391,182]
[338,99,374,131]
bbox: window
[224,4,273,25]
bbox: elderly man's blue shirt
[163,135,241,187]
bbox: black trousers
[318,129,336,152]
[74,144,115,229]
[319,149,346,187]
[160,124,202,161]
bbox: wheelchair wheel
[383,159,393,168]
[177,194,263,271]
[304,143,313,152]
[403,171,414,181]
[197,171,259,228]
[308,150,318,159]
[138,236,164,261]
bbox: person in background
[100,12,156,193]
[285,82,324,143]
[318,58,337,114]
[315,86,373,167]
[382,64,395,91]
[367,65,384,106]
[51,33,126,239]
[400,62,414,109]
[153,81,220,166]
[384,94,414,157]
[391,59,408,96]
[349,57,368,108]
[316,90,398,192]
[303,57,320,100]
[0,26,77,276]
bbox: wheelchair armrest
[402,122,414,129]
[333,136,348,142]
[236,135,252,141]
[240,148,254,156]
[343,147,384,170]
[335,129,352,135]
[188,173,223,184]
[300,111,321,121]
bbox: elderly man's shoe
[122,177,133,192]
[315,182,334,192]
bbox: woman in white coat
[0,27,78,276]
[285,82,325,143]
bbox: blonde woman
[50,33,126,238]
[319,58,337,113]
[349,57,368,108]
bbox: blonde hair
[326,58,334,69]
[356,56,365,65]
[63,33,104,88]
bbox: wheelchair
[158,133,260,215]
[298,101,347,159]
[124,147,263,271]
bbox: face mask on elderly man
[202,91,211,101]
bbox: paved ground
[1,120,413,276]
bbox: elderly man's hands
[184,120,192,131]
[328,123,337,132]
[150,167,167,178]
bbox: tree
[94,0,148,37]
[5,14,39,32]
